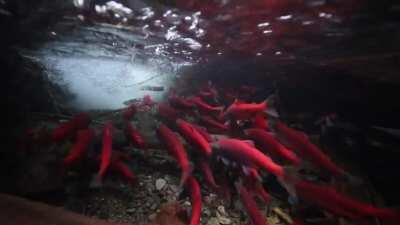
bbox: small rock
[218,217,232,225]
[267,216,280,225]
[183,201,191,207]
[126,208,135,214]
[230,212,240,218]
[217,212,232,225]
[156,178,167,190]
[217,205,227,216]
[207,217,220,225]
[272,207,293,224]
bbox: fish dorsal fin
[241,140,255,147]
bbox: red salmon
[157,124,191,185]
[98,122,113,179]
[63,129,94,167]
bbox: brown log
[0,193,187,225]
[0,193,132,225]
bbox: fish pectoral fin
[221,157,231,166]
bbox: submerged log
[0,193,187,225]
[0,193,131,225]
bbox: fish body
[244,175,270,204]
[157,124,191,185]
[198,85,218,101]
[236,183,267,225]
[189,96,223,113]
[158,103,180,122]
[215,110,227,122]
[52,122,75,142]
[224,100,267,120]
[176,119,212,157]
[254,182,271,204]
[199,160,219,190]
[199,115,229,132]
[242,165,262,182]
[142,94,155,107]
[295,179,400,223]
[253,113,269,130]
[98,122,113,179]
[186,177,202,225]
[192,125,212,142]
[63,129,94,167]
[169,95,194,109]
[52,113,91,142]
[275,121,345,177]
[125,122,146,149]
[213,138,285,177]
[245,128,301,166]
[198,90,214,99]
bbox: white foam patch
[43,55,173,110]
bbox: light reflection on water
[28,0,360,110]
[32,21,186,111]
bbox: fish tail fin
[264,107,280,118]
[277,168,299,204]
[263,94,276,105]
[277,176,297,200]
[263,94,280,118]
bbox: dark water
[2,0,400,219]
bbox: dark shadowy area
[0,0,73,193]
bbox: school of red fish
[38,82,400,225]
